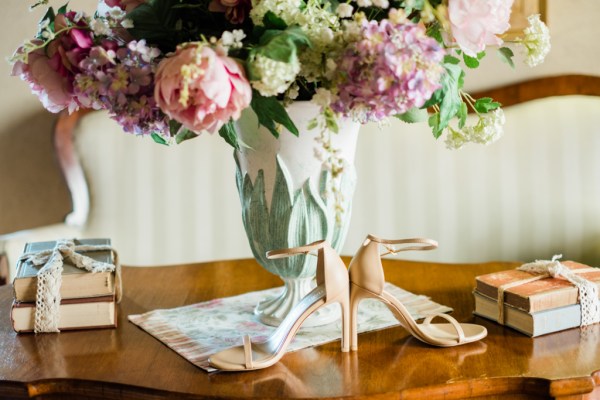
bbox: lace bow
[18,239,121,333]
[497,255,600,326]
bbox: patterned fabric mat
[128,283,452,372]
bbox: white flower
[311,88,333,108]
[108,7,126,19]
[445,108,505,150]
[356,0,372,7]
[336,3,353,18]
[372,0,389,9]
[388,8,407,24]
[221,30,245,49]
[90,18,112,36]
[250,0,302,27]
[250,54,300,97]
[521,14,551,67]
[121,19,134,29]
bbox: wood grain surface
[1,258,599,399]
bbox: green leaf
[463,54,480,69]
[473,97,502,113]
[437,63,464,134]
[127,0,180,50]
[444,55,460,65]
[250,91,299,138]
[395,107,428,123]
[262,10,287,29]
[256,26,311,63]
[477,51,486,60]
[497,47,515,69]
[57,3,68,14]
[168,119,182,137]
[428,113,442,139]
[175,127,197,144]
[427,23,443,45]
[218,120,240,149]
[151,132,169,145]
[457,102,468,129]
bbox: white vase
[234,101,360,327]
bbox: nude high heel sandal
[349,235,487,350]
[208,240,350,371]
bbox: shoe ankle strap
[365,235,438,256]
[266,239,328,260]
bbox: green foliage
[127,0,181,51]
[463,54,480,68]
[423,61,465,138]
[151,132,169,145]
[218,120,240,149]
[473,97,501,113]
[175,127,197,144]
[497,47,515,68]
[250,91,299,138]
[395,107,428,123]
[254,26,310,64]
[262,11,288,29]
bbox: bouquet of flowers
[12,0,550,150]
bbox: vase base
[254,279,341,327]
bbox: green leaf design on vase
[234,152,356,280]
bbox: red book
[475,261,600,313]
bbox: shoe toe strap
[242,334,253,369]
[422,313,466,343]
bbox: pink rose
[104,0,145,13]
[448,0,513,57]
[154,44,252,134]
[208,0,251,24]
[11,47,77,113]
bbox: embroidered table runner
[128,283,452,372]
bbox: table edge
[2,372,599,400]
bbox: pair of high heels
[208,235,487,371]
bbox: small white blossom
[356,0,372,8]
[121,19,134,29]
[90,18,112,36]
[372,0,389,9]
[336,3,353,18]
[445,108,505,150]
[311,88,333,108]
[250,54,300,97]
[388,8,408,24]
[108,8,126,19]
[521,14,551,67]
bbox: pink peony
[104,0,146,13]
[448,0,513,57]
[154,44,252,134]
[208,0,251,24]
[12,47,77,113]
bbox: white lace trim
[18,239,121,333]
[497,255,600,327]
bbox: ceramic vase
[234,101,360,327]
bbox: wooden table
[1,258,599,399]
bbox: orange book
[475,261,600,313]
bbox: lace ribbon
[18,239,121,333]
[497,255,600,326]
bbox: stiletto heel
[209,239,349,371]
[349,235,487,350]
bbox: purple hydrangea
[331,19,446,123]
[74,40,169,137]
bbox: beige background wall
[0,1,599,267]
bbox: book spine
[528,288,580,312]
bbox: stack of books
[473,261,600,337]
[10,239,117,333]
